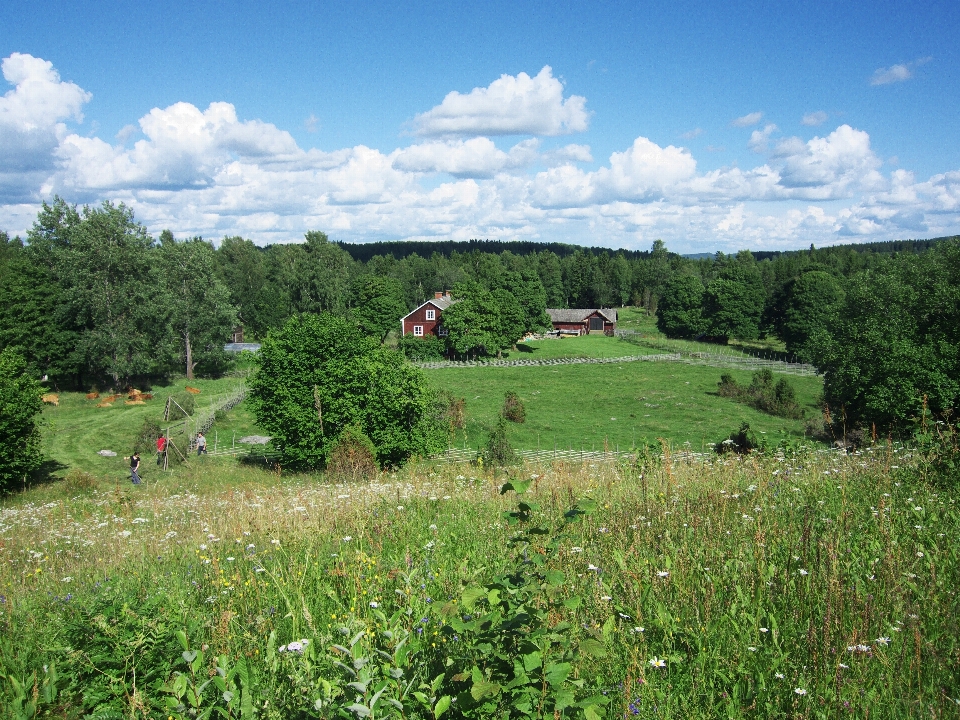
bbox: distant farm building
[546,308,618,336]
[401,291,456,337]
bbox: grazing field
[1,446,957,718]
[429,359,824,453]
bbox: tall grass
[1,445,957,718]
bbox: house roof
[401,295,458,322]
[546,308,618,323]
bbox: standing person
[196,432,207,456]
[130,451,141,485]
[156,434,167,466]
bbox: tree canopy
[0,348,43,491]
[248,313,446,469]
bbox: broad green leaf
[563,596,582,610]
[578,639,607,658]
[583,704,604,720]
[544,662,571,688]
[545,569,565,586]
[434,695,452,718]
[470,680,501,701]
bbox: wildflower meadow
[1,444,958,718]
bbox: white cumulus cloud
[801,111,828,126]
[731,112,763,128]
[412,66,589,137]
[870,57,931,86]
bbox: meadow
[2,445,958,718]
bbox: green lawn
[40,376,247,478]
[429,360,823,452]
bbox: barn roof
[546,308,618,323]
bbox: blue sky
[2,0,958,253]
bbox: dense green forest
[1,196,958,438]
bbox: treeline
[1,197,957,436]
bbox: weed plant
[1,445,958,718]
[718,370,805,420]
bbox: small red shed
[546,308,618,335]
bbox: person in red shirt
[156,435,167,466]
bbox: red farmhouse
[401,291,456,338]
[546,308,618,336]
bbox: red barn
[401,291,456,338]
[546,308,618,336]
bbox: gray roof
[546,308,618,323]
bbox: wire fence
[427,446,711,466]
[163,384,247,451]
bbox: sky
[1,0,958,254]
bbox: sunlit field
[2,444,957,718]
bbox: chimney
[435,291,443,299]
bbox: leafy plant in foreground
[440,479,609,719]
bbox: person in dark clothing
[196,432,207,456]
[130,452,141,485]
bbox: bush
[0,348,43,491]
[717,370,804,419]
[480,416,517,467]
[502,391,525,423]
[63,469,98,492]
[437,392,466,434]
[133,418,162,456]
[249,313,447,470]
[165,392,195,420]
[397,334,445,361]
[715,422,767,455]
[326,425,379,483]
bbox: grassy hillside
[1,447,956,718]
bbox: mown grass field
[2,445,957,718]
[39,376,248,479]
[429,355,824,453]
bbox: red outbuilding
[546,308,618,336]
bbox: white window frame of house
[413,325,424,336]
[438,326,448,337]
[425,309,436,320]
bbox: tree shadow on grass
[3,458,71,496]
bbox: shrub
[717,370,804,419]
[397,334,445,361]
[502,391,526,423]
[165,392,195,420]
[326,425,379,483]
[249,313,446,470]
[0,348,43,491]
[437,392,466,434]
[480,416,517,467]
[133,418,162,456]
[715,422,766,455]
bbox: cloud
[731,112,763,128]
[0,53,90,199]
[412,66,589,137]
[680,128,703,139]
[748,124,778,153]
[2,53,959,254]
[801,111,828,126]
[870,57,931,86]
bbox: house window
[414,325,424,336]
[425,309,435,320]
[438,326,448,337]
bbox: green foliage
[0,348,43,491]
[715,421,767,455]
[397,333,445,361]
[656,274,707,338]
[440,483,608,718]
[326,425,379,482]
[156,237,238,379]
[912,404,959,487]
[166,392,196,420]
[350,275,408,343]
[808,240,960,433]
[249,312,446,469]
[133,417,162,456]
[442,281,507,358]
[777,270,844,359]
[718,370,804,419]
[703,252,767,341]
[480,416,517,467]
[502,391,526,424]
